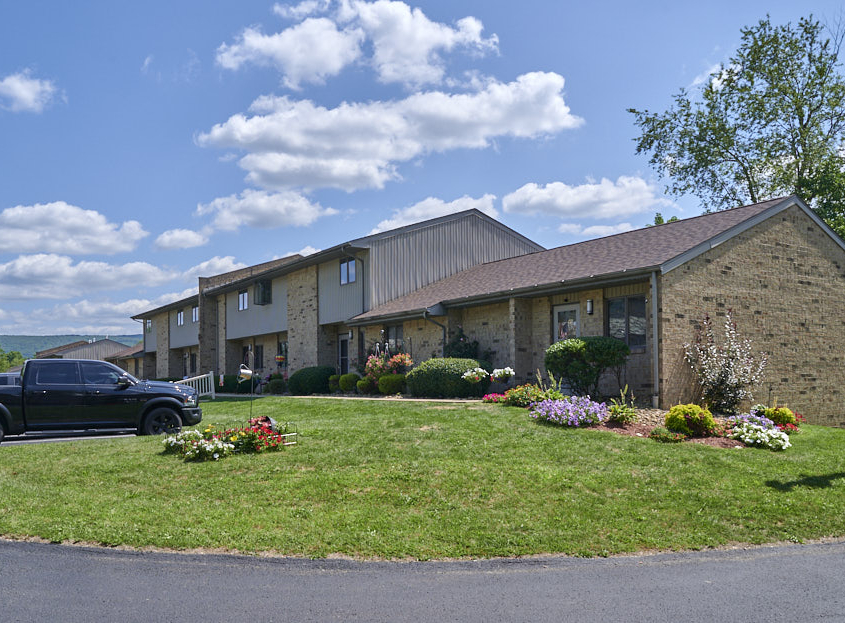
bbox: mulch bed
[597,408,746,448]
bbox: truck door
[80,361,140,427]
[23,361,86,429]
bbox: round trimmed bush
[267,378,287,394]
[544,336,629,396]
[356,377,376,394]
[406,358,491,398]
[378,373,406,394]
[339,373,361,392]
[665,403,716,437]
[287,366,335,395]
[328,374,341,392]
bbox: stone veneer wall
[659,204,845,425]
[197,290,217,377]
[154,311,171,378]
[455,302,511,369]
[287,266,320,372]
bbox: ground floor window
[254,344,264,370]
[606,295,646,349]
[386,325,403,354]
[553,303,580,341]
[190,353,197,375]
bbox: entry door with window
[553,303,580,341]
[338,334,350,374]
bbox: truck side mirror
[117,375,132,388]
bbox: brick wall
[659,205,845,425]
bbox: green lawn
[0,397,844,559]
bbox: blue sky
[1,0,841,335]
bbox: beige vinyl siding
[226,276,288,340]
[318,253,368,324]
[170,308,199,349]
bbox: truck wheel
[141,408,182,436]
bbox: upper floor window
[192,305,199,323]
[238,290,248,311]
[340,258,356,285]
[254,279,272,305]
[145,319,152,333]
[606,295,646,350]
[176,310,184,326]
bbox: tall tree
[629,15,845,237]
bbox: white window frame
[238,290,248,311]
[176,310,184,326]
[192,305,199,323]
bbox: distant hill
[0,335,142,360]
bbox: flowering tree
[684,310,767,413]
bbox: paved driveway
[2,539,844,622]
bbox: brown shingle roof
[351,196,791,322]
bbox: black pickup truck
[0,359,202,443]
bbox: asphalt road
[2,539,844,622]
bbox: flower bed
[163,418,296,462]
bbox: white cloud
[0,254,177,300]
[369,194,496,233]
[141,55,154,74]
[556,222,635,237]
[273,0,332,20]
[225,1,497,89]
[0,201,148,254]
[502,176,672,219]
[196,189,338,231]
[199,72,582,192]
[281,245,320,257]
[183,256,247,279]
[155,228,209,250]
[0,69,58,113]
[216,18,364,89]
[339,0,498,87]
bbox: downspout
[650,270,660,408]
[422,310,447,358]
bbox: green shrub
[378,373,406,394]
[328,374,341,392]
[648,426,687,443]
[665,404,716,437]
[544,337,629,396]
[762,406,797,426]
[267,378,287,395]
[443,326,479,359]
[406,358,491,398]
[357,377,376,394]
[502,383,546,408]
[339,373,361,392]
[219,374,259,394]
[287,366,335,395]
[607,385,638,424]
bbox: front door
[338,335,349,374]
[553,303,580,341]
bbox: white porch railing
[177,371,216,400]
